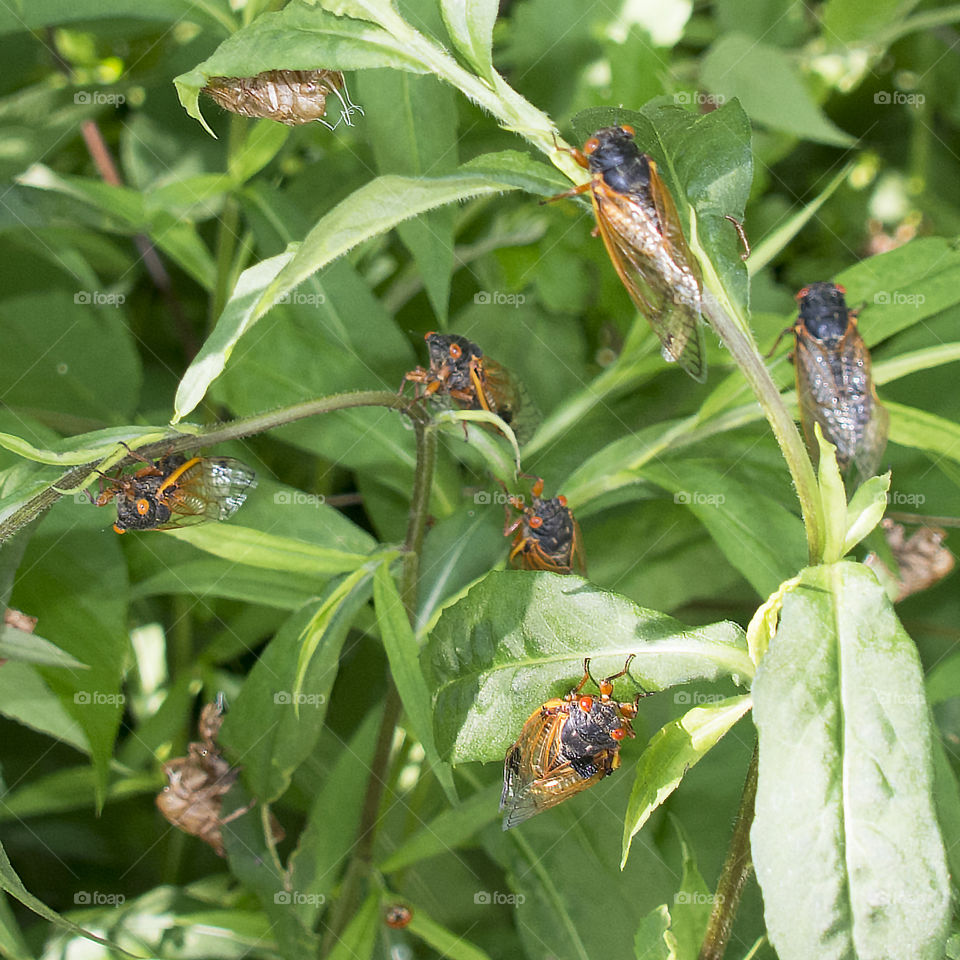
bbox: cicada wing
[156,457,257,529]
[570,518,588,577]
[647,159,704,288]
[480,358,541,445]
[501,760,609,830]
[856,395,889,480]
[591,186,706,382]
[794,334,850,470]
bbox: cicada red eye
[611,727,628,741]
[556,495,568,507]
[578,696,594,712]
[136,499,151,516]
[528,515,544,529]
[449,342,463,359]
[620,124,636,136]
[583,137,601,154]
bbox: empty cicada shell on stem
[203,69,363,129]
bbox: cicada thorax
[793,282,888,479]
[203,68,362,129]
[552,124,706,381]
[500,657,640,829]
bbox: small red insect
[504,476,586,575]
[500,656,646,829]
[384,903,413,929]
[95,452,256,534]
[547,125,706,382]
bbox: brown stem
[698,744,759,960]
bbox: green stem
[698,744,759,960]
[319,422,437,956]
[0,391,429,544]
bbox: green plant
[0,1,958,959]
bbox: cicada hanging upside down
[789,282,888,479]
[500,656,647,829]
[95,452,256,534]
[548,125,707,382]
[402,332,534,441]
[504,476,586,575]
[203,69,363,129]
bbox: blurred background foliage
[0,0,958,958]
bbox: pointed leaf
[440,0,498,82]
[424,571,752,763]
[751,562,950,960]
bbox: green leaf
[327,893,380,960]
[424,571,752,763]
[873,342,960,385]
[377,783,501,873]
[815,424,848,564]
[373,561,449,777]
[641,459,808,598]
[288,707,381,918]
[842,471,889,557]
[0,625,88,668]
[358,67,458,321]
[926,649,960,706]
[823,0,923,43]
[440,0,498,82]
[0,0,232,34]
[163,523,378,574]
[0,426,169,466]
[174,1,433,134]
[0,663,88,753]
[634,904,678,960]
[621,695,752,868]
[702,34,854,146]
[220,567,375,800]
[0,842,134,957]
[256,169,534,322]
[172,248,294,422]
[886,401,960,468]
[402,902,494,960]
[751,562,950,960]
[670,816,714,959]
[228,120,291,183]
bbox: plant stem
[698,745,759,960]
[319,422,437,956]
[0,391,429,544]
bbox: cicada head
[796,282,850,342]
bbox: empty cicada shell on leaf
[203,69,363,129]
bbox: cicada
[549,125,706,381]
[95,453,256,534]
[504,476,586,575]
[403,332,533,441]
[203,69,363,129]
[156,698,281,857]
[500,657,644,829]
[790,282,888,478]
